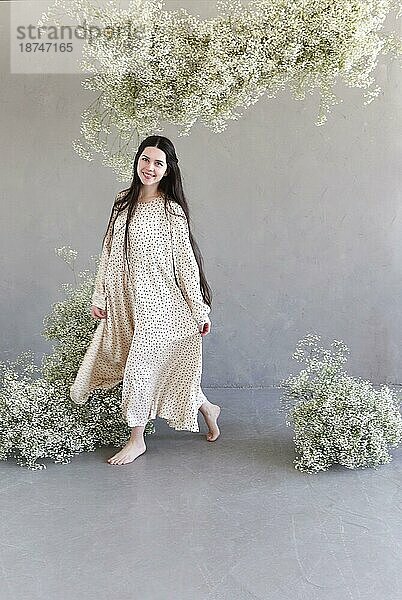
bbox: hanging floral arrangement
[38,0,402,180]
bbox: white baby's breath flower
[280,332,402,473]
[55,245,78,267]
[72,139,94,161]
[0,251,155,470]
[37,0,401,180]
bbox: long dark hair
[101,135,212,308]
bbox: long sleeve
[170,204,211,329]
[91,202,117,311]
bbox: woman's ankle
[129,426,146,444]
[199,399,215,414]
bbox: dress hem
[126,417,201,433]
[70,380,122,405]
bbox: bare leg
[107,425,147,465]
[199,399,221,441]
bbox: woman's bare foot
[199,401,221,441]
[107,440,146,465]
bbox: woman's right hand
[91,305,107,320]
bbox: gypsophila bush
[0,248,154,470]
[37,0,402,181]
[278,332,402,473]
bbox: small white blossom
[37,0,402,180]
[0,248,155,470]
[280,332,402,473]
[55,245,78,267]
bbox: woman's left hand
[199,321,210,337]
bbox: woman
[70,135,221,465]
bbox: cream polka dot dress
[70,191,211,432]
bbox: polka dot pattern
[70,193,211,432]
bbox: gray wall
[1,1,401,386]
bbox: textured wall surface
[1,1,401,386]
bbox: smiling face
[137,146,168,190]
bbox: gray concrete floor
[1,389,402,600]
